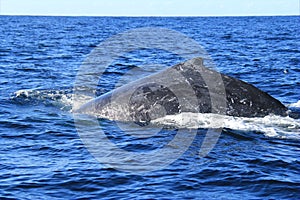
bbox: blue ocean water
[0,16,300,199]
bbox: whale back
[76,57,288,122]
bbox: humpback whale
[75,57,288,123]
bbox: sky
[0,0,299,16]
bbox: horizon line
[0,14,299,17]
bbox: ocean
[0,16,299,199]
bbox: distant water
[1,16,300,199]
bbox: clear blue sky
[0,0,299,16]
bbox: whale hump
[75,57,288,122]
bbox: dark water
[1,16,300,199]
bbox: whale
[75,57,288,123]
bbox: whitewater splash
[11,88,300,140]
[152,112,300,140]
[12,88,74,111]
[289,100,300,108]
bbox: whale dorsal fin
[189,57,204,66]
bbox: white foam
[13,88,74,111]
[289,100,300,108]
[152,112,300,140]
[14,89,31,98]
